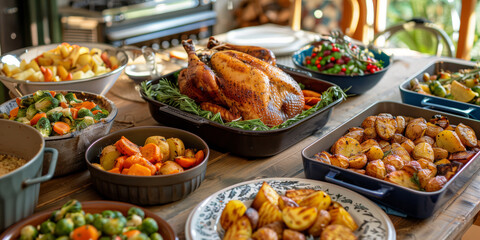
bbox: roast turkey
[178,38,304,127]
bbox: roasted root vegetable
[251,182,280,210]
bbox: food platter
[185,177,396,240]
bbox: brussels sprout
[15,117,30,124]
[93,215,107,232]
[78,108,94,118]
[64,92,83,104]
[55,218,74,236]
[55,236,69,240]
[0,113,8,119]
[126,214,142,227]
[35,117,52,137]
[19,225,38,240]
[128,207,145,219]
[90,105,102,112]
[40,220,56,234]
[17,108,27,118]
[85,213,95,224]
[128,233,149,240]
[71,212,86,228]
[38,233,55,240]
[35,96,59,112]
[20,96,35,107]
[93,110,109,121]
[33,90,53,101]
[103,218,126,236]
[138,218,158,235]
[55,93,67,103]
[49,112,63,122]
[150,233,164,240]
[113,211,124,219]
[26,104,38,120]
[102,210,116,219]
[53,199,82,221]
[76,116,95,130]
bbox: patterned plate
[185,178,395,240]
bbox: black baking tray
[302,101,480,218]
[140,65,343,157]
[399,58,480,120]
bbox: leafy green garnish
[141,78,346,131]
[411,172,424,191]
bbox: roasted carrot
[53,121,71,135]
[49,91,56,97]
[73,101,96,110]
[304,97,322,106]
[302,89,322,98]
[140,143,162,163]
[127,163,152,176]
[154,162,163,172]
[9,107,19,118]
[175,157,196,168]
[123,230,141,238]
[60,102,68,108]
[139,159,157,175]
[114,156,127,172]
[30,112,47,125]
[65,72,73,81]
[123,155,144,169]
[114,136,140,156]
[194,150,205,166]
[303,104,312,110]
[121,168,129,175]
[92,110,102,115]
[71,224,100,240]
[15,98,21,106]
[70,108,79,119]
[107,168,120,174]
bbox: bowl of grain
[0,119,58,231]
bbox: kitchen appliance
[59,0,217,47]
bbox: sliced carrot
[303,104,312,110]
[140,159,157,175]
[154,162,163,172]
[107,168,120,174]
[123,154,144,169]
[15,98,21,106]
[127,163,152,176]
[9,107,19,118]
[30,112,47,125]
[49,91,56,97]
[114,156,127,172]
[70,108,78,119]
[123,230,141,238]
[175,157,196,168]
[304,97,322,106]
[53,121,71,135]
[73,101,96,110]
[65,73,73,81]
[115,136,140,156]
[121,168,129,175]
[302,89,322,98]
[71,224,100,240]
[60,102,68,108]
[194,150,205,166]
[140,143,162,163]
[92,110,102,115]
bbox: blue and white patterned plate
[185,178,395,240]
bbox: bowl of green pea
[292,38,391,95]
[0,199,176,240]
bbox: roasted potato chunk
[220,200,247,230]
[262,221,285,239]
[365,160,386,179]
[414,136,435,146]
[278,196,299,210]
[412,142,434,162]
[361,116,376,128]
[258,201,283,228]
[378,140,391,152]
[282,206,318,231]
[285,189,316,204]
[313,151,331,165]
[455,123,478,147]
[395,116,407,134]
[344,127,364,143]
[433,147,449,160]
[401,139,415,154]
[405,118,427,140]
[320,224,357,240]
[348,154,368,169]
[384,170,420,190]
[425,122,444,138]
[308,210,331,237]
[100,145,121,170]
[223,216,252,240]
[283,229,306,240]
[329,207,358,231]
[425,176,448,192]
[391,133,407,144]
[383,154,405,170]
[252,227,278,240]
[360,139,379,152]
[375,114,397,140]
[331,137,362,157]
[252,182,280,210]
[348,169,366,175]
[391,143,411,162]
[330,154,350,169]
[436,130,466,153]
[417,169,435,189]
[298,191,332,211]
[245,208,259,230]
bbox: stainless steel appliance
[59,0,217,48]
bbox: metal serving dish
[140,65,343,157]
[302,101,480,218]
[399,58,480,119]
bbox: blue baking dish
[301,101,480,218]
[399,58,480,119]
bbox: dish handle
[23,148,58,187]
[325,170,393,198]
[421,98,477,119]
[158,105,208,127]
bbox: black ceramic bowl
[85,126,209,205]
[292,43,391,95]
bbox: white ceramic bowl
[0,42,128,97]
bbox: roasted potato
[348,154,368,169]
[308,209,331,237]
[455,123,478,147]
[436,130,467,153]
[166,137,185,160]
[385,164,397,173]
[278,196,299,210]
[220,200,247,230]
[283,229,306,240]
[401,139,415,154]
[331,137,362,157]
[223,216,252,240]
[424,176,448,192]
[449,151,476,165]
[437,161,463,180]
[344,127,364,143]
[285,189,316,204]
[391,133,407,144]
[158,160,184,175]
[282,206,318,231]
[425,123,444,138]
[365,160,386,179]
[348,169,366,175]
[391,143,411,162]
[433,147,449,160]
[361,116,376,128]
[375,114,397,140]
[313,151,331,165]
[383,154,405,170]
[412,142,434,162]
[364,145,384,161]
[298,191,332,211]
[360,139,379,152]
[378,140,391,152]
[330,154,350,169]
[405,118,427,140]
[395,116,407,134]
[414,136,435,146]
[429,115,449,129]
[262,221,285,239]
[363,127,377,140]
[384,170,420,190]
[329,207,358,231]
[144,136,170,160]
[320,224,357,240]
[100,145,121,170]
[258,201,283,228]
[252,182,280,210]
[417,169,435,189]
[245,208,259,230]
[252,227,278,240]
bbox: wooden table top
[34,48,480,240]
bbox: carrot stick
[121,168,129,175]
[123,155,143,169]
[115,136,140,156]
[175,157,197,168]
[49,91,56,97]
[60,102,68,108]
[92,110,102,115]
[154,162,163,172]
[304,97,322,105]
[15,98,21,106]
[9,107,19,118]
[303,104,312,110]
[70,108,78,119]
[107,168,120,174]
[53,121,71,135]
[114,156,127,172]
[194,150,205,166]
[140,143,162,163]
[30,112,47,125]
[73,101,96,110]
[127,163,152,176]
[302,89,322,98]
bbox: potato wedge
[166,137,185,160]
[436,130,466,153]
[308,209,331,237]
[220,200,247,230]
[223,215,252,240]
[455,123,478,147]
[252,227,278,240]
[298,191,332,211]
[344,127,364,143]
[395,116,407,134]
[258,201,283,228]
[328,207,358,231]
[278,196,299,210]
[331,137,362,157]
[412,142,434,162]
[283,229,306,240]
[100,145,121,170]
[384,170,420,190]
[282,206,318,231]
[391,143,411,162]
[320,224,357,240]
[365,160,386,179]
[425,176,448,192]
[285,189,316,204]
[425,122,444,138]
[348,153,368,168]
[375,114,397,140]
[251,182,280,210]
[330,154,350,169]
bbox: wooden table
[34,48,480,240]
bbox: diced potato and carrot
[97,135,205,176]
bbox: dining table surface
[31,33,480,240]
